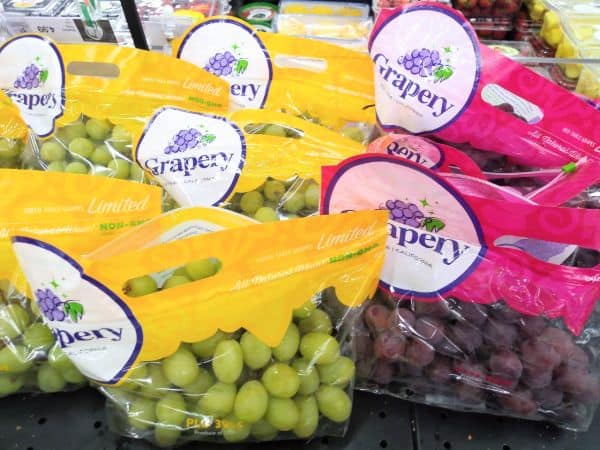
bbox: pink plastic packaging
[321,153,600,430]
[369,3,600,169]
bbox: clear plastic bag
[11,207,388,445]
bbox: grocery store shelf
[1,388,599,450]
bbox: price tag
[5,16,118,44]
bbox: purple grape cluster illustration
[402,48,454,82]
[13,63,48,90]
[165,128,201,154]
[34,288,84,323]
[204,51,237,76]
[385,200,425,228]
[35,288,66,322]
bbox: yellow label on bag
[12,210,387,384]
[173,17,375,137]
[0,94,29,140]
[0,169,162,296]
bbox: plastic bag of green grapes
[0,34,229,210]
[12,207,388,446]
[133,107,364,221]
[0,169,162,397]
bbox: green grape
[90,144,113,166]
[197,382,236,418]
[140,364,171,398]
[184,258,220,281]
[291,358,320,395]
[0,138,21,160]
[318,356,355,387]
[128,396,156,430]
[0,373,24,396]
[48,345,76,372]
[182,367,214,397]
[265,397,299,431]
[316,385,351,423]
[85,118,112,141]
[298,309,333,335]
[124,275,157,297]
[293,395,319,438]
[254,207,279,223]
[240,191,264,215]
[162,275,191,290]
[107,159,130,179]
[64,161,89,174]
[40,141,66,162]
[0,304,30,339]
[46,161,67,172]
[163,347,199,387]
[0,345,32,373]
[191,330,230,359]
[341,126,365,143]
[222,414,251,442]
[212,340,243,384]
[251,419,278,441]
[261,363,300,398]
[282,191,305,214]
[121,364,149,390]
[68,137,94,158]
[37,364,67,393]
[240,332,271,370]
[63,122,88,141]
[154,422,181,447]
[23,323,54,351]
[263,180,286,202]
[299,332,340,365]
[304,183,320,210]
[129,163,145,182]
[263,124,287,137]
[292,299,317,320]
[156,392,187,426]
[173,267,188,277]
[233,380,268,423]
[272,323,300,362]
[110,125,132,153]
[61,366,86,384]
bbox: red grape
[518,316,547,338]
[454,301,488,327]
[414,316,445,345]
[374,331,406,361]
[489,350,523,380]
[364,304,391,332]
[388,307,415,336]
[521,366,553,389]
[453,360,485,385]
[404,339,435,368]
[533,387,563,409]
[489,302,523,324]
[448,323,483,354]
[498,389,537,416]
[538,328,575,362]
[371,360,395,384]
[520,338,561,371]
[555,366,600,403]
[427,357,453,384]
[414,300,451,319]
[483,319,518,351]
[456,383,483,404]
[563,346,590,372]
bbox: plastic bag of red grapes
[321,153,600,430]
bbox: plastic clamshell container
[451,0,523,22]
[555,15,600,81]
[472,20,514,40]
[279,0,370,18]
[576,49,600,100]
[274,13,373,41]
[483,39,536,57]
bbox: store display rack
[2,388,599,450]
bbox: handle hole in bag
[481,84,543,125]
[494,235,600,267]
[244,123,304,139]
[273,55,327,73]
[122,257,221,298]
[67,62,120,79]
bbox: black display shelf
[1,388,599,450]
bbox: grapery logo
[7,56,58,111]
[164,125,217,154]
[14,58,49,90]
[204,45,249,78]
[401,47,454,83]
[383,199,446,232]
[35,287,84,323]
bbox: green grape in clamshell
[129,163,145,182]
[254,207,279,222]
[298,309,333,335]
[272,323,300,362]
[139,364,171,398]
[128,396,156,430]
[213,339,243,384]
[265,397,299,431]
[107,159,130,179]
[0,138,22,161]
[68,137,94,159]
[304,183,320,210]
[191,330,230,359]
[182,366,214,397]
[299,332,340,365]
[292,299,317,320]
[240,332,272,370]
[261,363,300,398]
[163,347,199,387]
[162,275,191,289]
[124,275,157,297]
[85,118,112,141]
[110,125,132,153]
[64,161,89,174]
[184,258,220,281]
[23,323,54,351]
[282,191,306,214]
[262,124,287,137]
[293,395,319,438]
[0,304,31,339]
[121,364,149,390]
[46,161,67,172]
[63,122,88,141]
[0,373,24,396]
[37,364,67,393]
[251,419,278,441]
[315,385,351,423]
[196,382,236,418]
[240,191,264,215]
[61,366,86,384]
[48,345,76,372]
[234,380,268,423]
[90,144,113,166]
[291,358,320,395]
[341,126,365,143]
[317,356,355,387]
[263,180,286,202]
[40,141,66,162]
[156,392,187,426]
[155,422,181,447]
[222,414,251,442]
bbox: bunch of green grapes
[109,271,355,446]
[36,116,145,181]
[0,280,86,397]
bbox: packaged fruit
[370,3,600,169]
[279,1,370,18]
[174,17,376,143]
[553,15,600,83]
[452,0,523,21]
[576,54,600,101]
[12,207,388,445]
[482,40,535,58]
[132,107,364,219]
[0,92,32,170]
[0,169,161,398]
[322,153,600,430]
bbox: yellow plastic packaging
[0,169,162,398]
[131,107,365,219]
[12,208,388,445]
[173,17,376,144]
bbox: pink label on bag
[370,3,600,169]
[321,154,600,335]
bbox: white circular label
[0,35,65,137]
[322,156,485,296]
[135,108,246,208]
[370,5,480,133]
[12,237,142,384]
[177,19,272,109]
